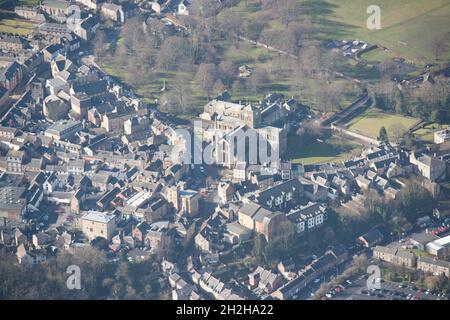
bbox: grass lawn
[0,18,37,35]
[288,135,361,165]
[413,122,450,141]
[345,108,420,139]
[17,0,40,6]
[100,30,362,115]
[325,0,450,64]
[0,0,39,9]
[359,47,398,63]
[409,248,432,258]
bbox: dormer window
[286,192,293,201]
[275,196,283,206]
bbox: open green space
[0,18,37,35]
[345,108,420,139]
[412,122,450,141]
[100,36,361,114]
[288,135,361,165]
[325,0,450,64]
[0,0,39,9]
[233,0,450,64]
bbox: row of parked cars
[361,287,426,300]
[361,284,449,300]
[402,285,449,299]
[321,280,353,300]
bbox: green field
[413,122,450,141]
[100,36,362,114]
[234,0,450,64]
[288,135,361,165]
[326,0,450,64]
[346,108,420,139]
[0,18,37,35]
[0,0,39,9]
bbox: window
[316,215,323,225]
[298,222,305,233]
[286,192,293,201]
[308,218,314,229]
[318,214,324,224]
[275,196,283,206]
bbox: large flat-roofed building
[44,119,82,140]
[79,210,117,241]
[409,232,440,251]
[0,187,27,222]
[426,235,450,258]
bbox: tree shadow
[301,0,359,39]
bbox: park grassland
[0,18,36,35]
[326,0,450,64]
[100,37,360,115]
[345,108,420,140]
[0,0,39,36]
[412,122,450,142]
[288,135,361,165]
